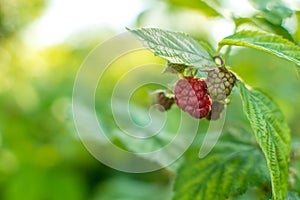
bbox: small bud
[156,92,174,111]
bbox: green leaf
[218,30,300,67]
[236,80,291,200]
[249,0,293,25]
[173,129,270,200]
[165,0,220,17]
[234,17,294,42]
[128,28,216,69]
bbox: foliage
[173,129,270,200]
[127,28,215,68]
[218,30,300,67]
[128,0,300,196]
[237,81,290,200]
[1,0,300,200]
[129,23,296,199]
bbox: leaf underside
[128,28,216,69]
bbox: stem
[216,45,222,56]
[224,45,232,59]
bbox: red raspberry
[174,77,212,119]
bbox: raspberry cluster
[159,59,236,120]
[174,77,211,119]
[173,67,235,120]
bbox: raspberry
[206,67,236,101]
[206,101,225,120]
[156,92,174,111]
[174,77,212,119]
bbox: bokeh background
[0,0,300,199]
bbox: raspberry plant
[126,1,300,199]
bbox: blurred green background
[0,0,300,199]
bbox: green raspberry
[206,67,236,101]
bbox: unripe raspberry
[174,77,212,119]
[156,92,174,111]
[206,67,236,101]
[206,101,225,121]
